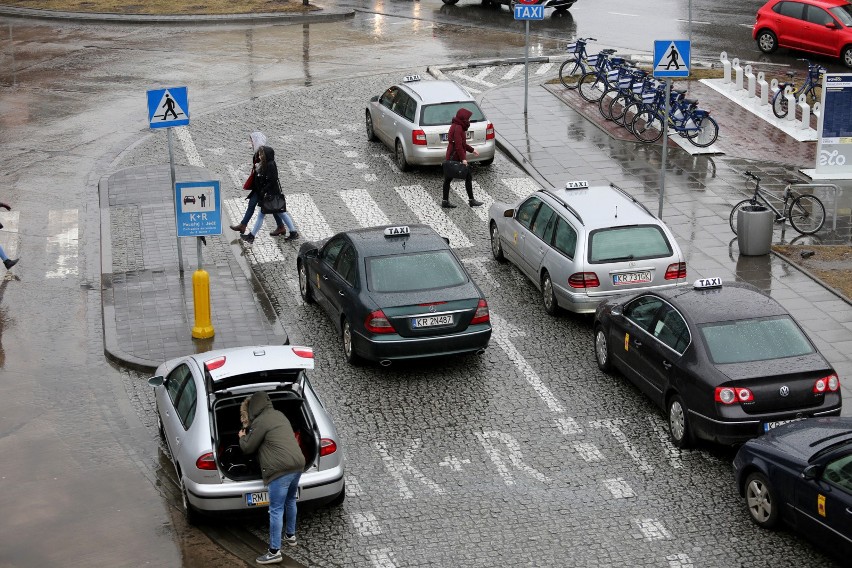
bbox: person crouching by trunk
[442,107,483,209]
[239,392,306,564]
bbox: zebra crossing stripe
[340,189,390,227]
[453,67,497,88]
[501,177,541,198]
[535,62,554,76]
[226,165,247,189]
[0,210,20,258]
[46,209,78,279]
[394,185,471,248]
[174,127,204,167]
[288,193,333,242]
[450,181,492,223]
[501,65,524,81]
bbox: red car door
[775,1,806,50]
[801,4,840,56]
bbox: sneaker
[241,233,256,243]
[256,549,282,564]
[283,534,297,547]
[441,200,457,209]
[469,199,484,207]
[285,231,300,240]
[3,258,17,270]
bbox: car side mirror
[371,95,379,102]
[503,209,515,218]
[825,22,837,29]
[802,464,821,480]
[148,376,164,387]
[611,306,622,317]
[305,249,318,259]
[442,236,450,245]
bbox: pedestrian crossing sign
[653,40,690,78]
[147,86,190,128]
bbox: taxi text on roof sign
[384,226,411,237]
[403,75,421,82]
[694,277,722,289]
[566,181,589,190]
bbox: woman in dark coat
[241,146,299,243]
[442,107,483,209]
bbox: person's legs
[251,213,265,236]
[465,170,482,206]
[284,471,302,539]
[0,245,7,262]
[267,476,286,551]
[236,193,259,228]
[441,176,456,208]
[0,244,15,270]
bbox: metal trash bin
[737,205,774,256]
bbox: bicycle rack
[788,183,840,232]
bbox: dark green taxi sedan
[296,224,491,366]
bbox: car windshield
[699,315,814,365]
[830,5,852,26]
[588,225,673,263]
[366,250,467,292]
[420,102,486,126]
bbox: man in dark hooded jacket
[442,107,483,209]
[239,391,306,564]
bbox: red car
[754,0,852,67]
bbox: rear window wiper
[599,254,635,262]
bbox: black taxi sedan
[733,417,852,560]
[296,224,491,365]
[593,277,842,447]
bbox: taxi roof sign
[403,75,421,82]
[694,277,722,289]
[566,180,589,190]
[384,226,411,237]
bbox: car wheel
[342,319,361,365]
[480,157,494,166]
[541,271,558,316]
[328,483,346,507]
[365,111,376,142]
[843,46,852,68]
[442,0,459,4]
[667,394,693,449]
[490,222,505,262]
[745,472,780,529]
[594,326,611,372]
[395,139,409,172]
[298,260,314,304]
[179,475,201,525]
[756,29,777,54]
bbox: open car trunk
[211,386,319,482]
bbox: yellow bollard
[191,269,215,339]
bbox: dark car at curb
[296,224,492,366]
[593,278,842,448]
[733,417,852,559]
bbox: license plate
[245,491,269,507]
[612,271,652,285]
[763,418,805,432]
[441,131,474,142]
[412,315,453,328]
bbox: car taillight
[471,299,490,325]
[412,130,427,146]
[486,122,495,140]
[365,310,395,334]
[320,438,337,457]
[204,356,226,371]
[568,272,600,288]
[715,387,754,404]
[292,347,314,359]
[814,374,840,393]
[196,452,217,470]
[665,262,687,280]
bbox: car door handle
[322,275,329,280]
[338,290,345,296]
[633,340,643,348]
[662,360,672,370]
[846,507,852,516]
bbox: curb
[0,5,355,24]
[770,249,852,307]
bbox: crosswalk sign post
[514,0,545,115]
[147,87,191,273]
[652,41,690,219]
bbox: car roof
[538,183,659,230]
[400,79,475,105]
[656,281,788,325]
[188,345,315,382]
[344,224,451,256]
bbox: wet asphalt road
[0,1,847,566]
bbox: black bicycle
[730,171,826,236]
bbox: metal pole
[167,127,184,272]
[689,0,692,48]
[197,237,202,270]
[659,79,671,219]
[524,20,530,115]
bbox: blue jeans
[268,471,301,550]
[0,245,7,262]
[239,193,260,226]
[250,211,297,236]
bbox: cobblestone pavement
[111,66,847,567]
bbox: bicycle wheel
[609,93,631,125]
[632,110,663,143]
[598,89,619,120]
[788,194,826,235]
[621,102,642,133]
[730,199,758,235]
[578,72,605,102]
[559,57,584,89]
[687,115,719,148]
[772,89,789,119]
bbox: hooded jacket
[238,391,306,485]
[445,108,475,163]
[252,146,282,200]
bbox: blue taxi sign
[693,277,722,289]
[566,180,589,189]
[514,4,544,20]
[384,226,411,237]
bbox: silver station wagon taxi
[366,75,495,171]
[488,181,688,314]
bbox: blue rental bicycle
[559,37,597,90]
[632,90,719,148]
[772,59,825,119]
